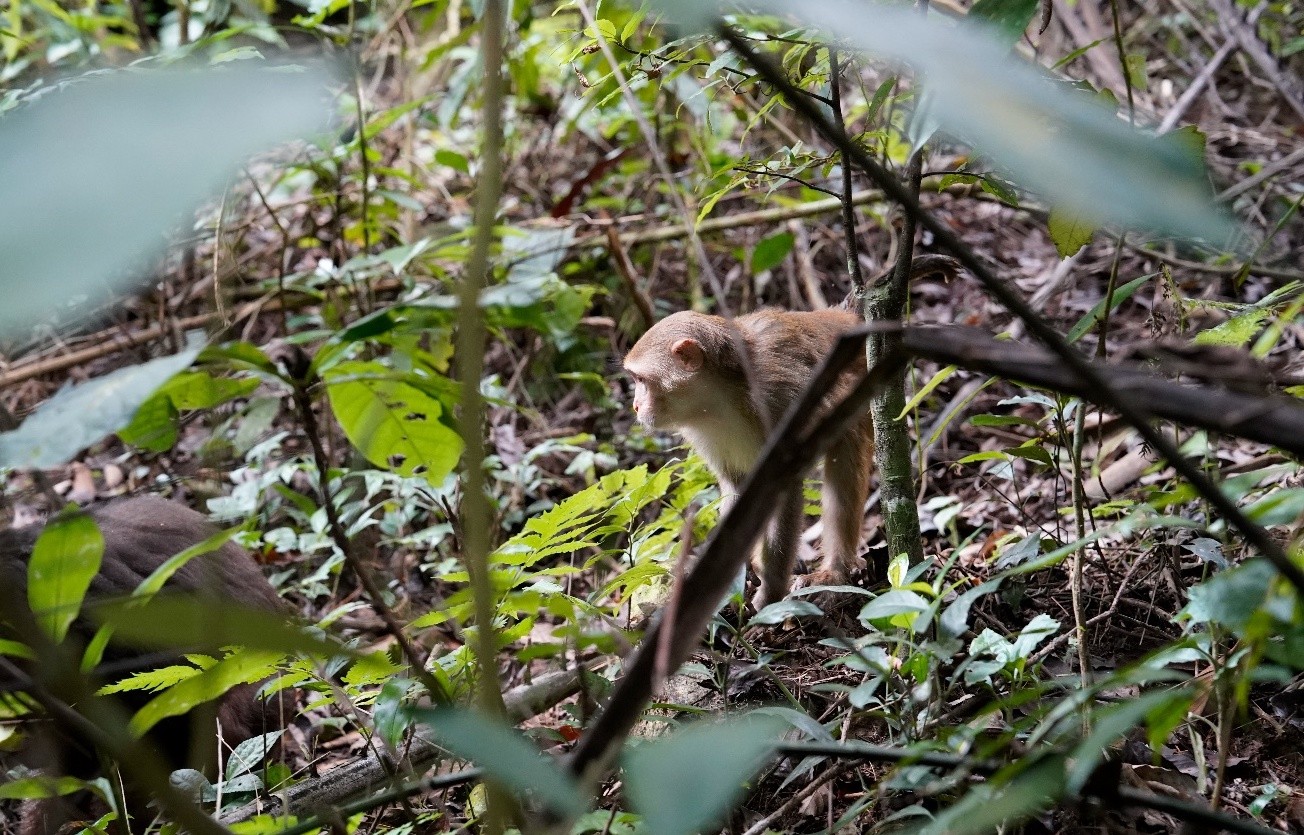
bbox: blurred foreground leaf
[0,64,335,335]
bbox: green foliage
[404,707,586,816]
[623,714,785,835]
[27,510,103,643]
[0,345,201,468]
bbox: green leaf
[434,148,470,173]
[749,599,822,625]
[129,650,283,735]
[1181,559,1274,631]
[28,510,104,643]
[921,755,1065,834]
[1047,205,1096,257]
[225,730,285,780]
[404,707,586,816]
[750,231,794,273]
[1067,690,1184,794]
[939,579,1002,639]
[131,526,240,598]
[859,589,930,622]
[1193,307,1268,348]
[0,65,336,337]
[1245,488,1304,527]
[89,595,351,659]
[623,714,784,835]
[0,775,97,800]
[969,0,1039,47]
[0,344,201,468]
[1066,273,1151,342]
[117,391,180,453]
[325,360,463,485]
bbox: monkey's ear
[670,338,704,371]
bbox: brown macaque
[0,496,288,835]
[624,307,874,608]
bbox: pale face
[623,359,671,429]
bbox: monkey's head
[623,311,734,430]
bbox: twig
[899,324,1304,456]
[604,227,657,331]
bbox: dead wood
[901,325,1304,457]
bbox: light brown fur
[624,308,873,608]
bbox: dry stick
[740,763,849,835]
[1207,0,1304,123]
[566,325,908,783]
[288,380,451,706]
[898,324,1304,455]
[1156,37,1237,134]
[721,27,1304,596]
[1216,146,1304,204]
[604,226,657,332]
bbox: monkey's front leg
[751,486,804,610]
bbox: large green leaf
[325,360,463,485]
[0,65,335,336]
[0,345,200,468]
[623,714,784,835]
[404,707,586,816]
[89,595,351,659]
[27,510,104,643]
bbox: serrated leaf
[28,511,104,643]
[130,650,283,735]
[99,664,201,695]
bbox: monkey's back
[736,308,866,425]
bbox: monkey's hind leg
[815,426,872,585]
[751,486,803,610]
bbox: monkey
[624,307,874,609]
[0,496,289,835]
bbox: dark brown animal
[0,496,286,834]
[624,308,873,608]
